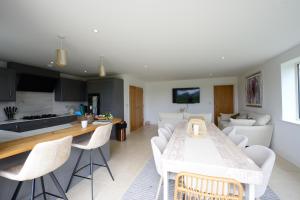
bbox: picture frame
[246,71,263,107]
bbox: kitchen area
[0,62,124,199]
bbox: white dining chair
[222,126,236,137]
[158,128,172,141]
[0,136,73,200]
[243,145,276,198]
[164,123,175,133]
[151,136,169,200]
[229,134,248,148]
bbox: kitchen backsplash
[0,92,85,121]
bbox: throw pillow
[229,118,256,126]
[220,113,233,121]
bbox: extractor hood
[7,62,60,93]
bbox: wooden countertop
[0,118,122,159]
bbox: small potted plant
[104,112,113,120]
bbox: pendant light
[55,36,67,67]
[99,56,106,77]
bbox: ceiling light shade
[99,56,106,77]
[55,36,67,67]
[56,49,67,67]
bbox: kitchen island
[0,118,122,200]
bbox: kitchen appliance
[7,62,60,92]
[3,106,17,120]
[22,114,57,120]
[88,93,100,115]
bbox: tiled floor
[68,125,300,200]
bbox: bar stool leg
[49,172,68,200]
[11,181,23,200]
[31,179,35,200]
[66,149,84,192]
[98,147,114,181]
[90,150,94,200]
[40,177,47,200]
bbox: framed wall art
[246,72,263,107]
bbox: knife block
[4,107,17,121]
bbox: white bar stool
[66,123,114,200]
[0,136,73,200]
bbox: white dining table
[161,122,263,200]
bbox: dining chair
[164,123,175,133]
[229,134,248,148]
[243,145,276,198]
[0,136,73,200]
[174,172,244,200]
[151,136,170,200]
[223,126,236,137]
[158,127,172,141]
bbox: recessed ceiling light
[93,29,99,33]
[84,70,88,73]
[50,61,54,64]
[221,56,225,60]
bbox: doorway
[214,85,234,125]
[130,86,144,131]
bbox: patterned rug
[122,158,280,200]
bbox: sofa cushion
[229,118,256,126]
[183,113,212,122]
[248,113,271,126]
[220,113,234,121]
[159,112,183,121]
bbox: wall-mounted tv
[172,87,200,104]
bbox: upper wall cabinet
[0,68,16,101]
[55,78,87,101]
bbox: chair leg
[49,172,68,200]
[66,149,84,192]
[31,179,35,200]
[155,177,163,200]
[11,181,23,200]
[98,147,114,181]
[90,150,94,200]
[40,177,47,200]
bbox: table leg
[163,169,169,200]
[245,184,255,200]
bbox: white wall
[238,44,300,167]
[144,77,238,124]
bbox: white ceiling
[0,0,300,81]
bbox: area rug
[122,158,280,200]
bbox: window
[281,57,300,124]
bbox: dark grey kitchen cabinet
[87,78,124,139]
[0,115,77,132]
[55,78,87,101]
[0,68,16,101]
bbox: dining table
[161,122,263,200]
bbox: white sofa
[219,112,273,147]
[158,112,212,128]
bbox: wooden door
[214,85,234,125]
[130,86,144,131]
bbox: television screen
[172,87,200,104]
